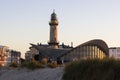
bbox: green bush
[26,60,44,70]
[63,58,120,80]
[9,62,18,68]
[48,61,57,68]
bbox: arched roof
[59,39,109,58]
[75,39,109,55]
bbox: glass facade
[61,45,107,62]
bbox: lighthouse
[48,11,59,49]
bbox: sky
[0,0,120,58]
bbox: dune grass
[62,58,120,80]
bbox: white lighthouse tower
[48,11,59,49]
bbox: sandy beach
[0,67,64,80]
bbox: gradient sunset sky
[0,0,120,58]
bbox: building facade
[10,50,21,64]
[60,39,109,62]
[25,47,39,62]
[0,46,10,66]
[109,47,120,59]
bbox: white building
[109,47,120,59]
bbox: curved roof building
[60,39,109,62]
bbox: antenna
[71,42,73,47]
[53,9,55,13]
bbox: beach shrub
[63,58,120,80]
[41,58,48,65]
[20,62,27,68]
[48,61,57,68]
[26,60,44,70]
[9,62,18,68]
[0,64,2,67]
